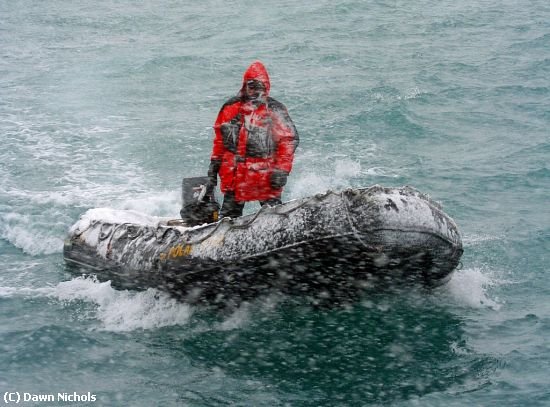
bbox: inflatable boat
[63,185,463,305]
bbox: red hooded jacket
[210,61,299,201]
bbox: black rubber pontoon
[64,185,463,304]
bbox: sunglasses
[246,80,265,91]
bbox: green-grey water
[1,1,549,405]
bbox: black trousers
[221,191,282,218]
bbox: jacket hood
[240,61,271,96]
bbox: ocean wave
[0,181,180,255]
[0,212,65,255]
[0,276,193,332]
[462,233,504,246]
[509,33,550,50]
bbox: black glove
[204,181,215,198]
[206,159,221,197]
[271,169,289,189]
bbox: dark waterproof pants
[221,191,282,218]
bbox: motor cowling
[180,177,220,226]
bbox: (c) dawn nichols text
[7,392,97,403]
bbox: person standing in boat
[206,61,299,218]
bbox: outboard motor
[180,176,220,226]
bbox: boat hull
[64,186,463,304]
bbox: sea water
[1,0,549,405]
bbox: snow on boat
[63,185,463,305]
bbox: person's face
[245,80,266,101]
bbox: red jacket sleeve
[211,108,227,161]
[211,101,241,161]
[270,105,299,173]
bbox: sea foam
[0,276,193,332]
[437,267,503,310]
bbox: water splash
[0,187,181,256]
[462,233,504,245]
[218,303,252,331]
[0,212,63,255]
[437,267,503,310]
[117,189,181,218]
[289,157,398,197]
[0,276,193,331]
